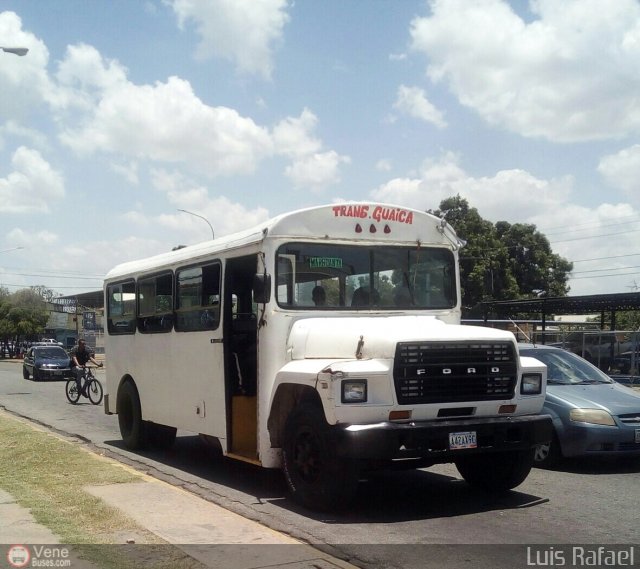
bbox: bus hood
[287,316,516,361]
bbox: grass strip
[0,411,205,568]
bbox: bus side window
[137,272,174,333]
[176,263,221,332]
[107,281,136,334]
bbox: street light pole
[177,209,215,240]
[0,47,29,56]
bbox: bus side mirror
[253,274,271,304]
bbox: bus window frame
[136,271,174,334]
[175,260,222,332]
[106,279,136,335]
[275,242,457,311]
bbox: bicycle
[66,366,104,405]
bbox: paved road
[1,360,639,569]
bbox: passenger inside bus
[351,286,380,307]
[312,285,326,306]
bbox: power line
[538,213,640,234]
[0,272,103,280]
[550,227,640,244]
[0,282,101,290]
[572,253,640,263]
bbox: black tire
[455,449,535,493]
[33,368,40,381]
[282,404,359,511]
[147,423,177,449]
[117,380,148,450]
[87,379,104,405]
[22,366,29,380]
[534,432,562,468]
[65,379,80,404]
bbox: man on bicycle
[70,339,102,396]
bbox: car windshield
[35,347,68,359]
[276,242,456,309]
[520,347,614,385]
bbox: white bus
[104,203,551,510]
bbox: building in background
[47,291,104,352]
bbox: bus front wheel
[282,405,358,511]
[117,381,147,450]
[455,448,535,492]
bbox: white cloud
[0,147,65,213]
[110,160,140,185]
[59,72,273,178]
[371,151,640,295]
[272,108,322,158]
[149,168,270,240]
[6,227,57,246]
[0,121,49,150]
[598,145,640,204]
[376,159,392,172]
[393,85,447,128]
[284,151,351,191]
[410,0,640,142]
[372,151,572,221]
[0,12,54,118]
[273,109,350,191]
[53,43,129,111]
[167,0,290,78]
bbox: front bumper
[334,414,553,462]
[558,422,640,458]
[35,367,72,379]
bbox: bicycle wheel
[87,378,104,405]
[65,379,80,404]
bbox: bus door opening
[224,255,258,460]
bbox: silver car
[518,344,640,466]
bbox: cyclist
[70,339,103,396]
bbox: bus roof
[105,202,461,281]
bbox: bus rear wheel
[282,405,358,511]
[117,381,148,450]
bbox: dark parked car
[22,345,72,381]
[518,343,640,466]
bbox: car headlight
[570,409,616,426]
[341,379,367,403]
[521,373,543,395]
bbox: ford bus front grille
[393,341,517,404]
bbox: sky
[2,0,640,300]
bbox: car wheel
[32,368,40,381]
[22,366,29,380]
[534,432,562,468]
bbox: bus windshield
[276,243,456,310]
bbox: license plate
[449,431,477,450]
[54,370,62,376]
[635,429,640,444]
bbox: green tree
[496,221,572,298]
[0,288,51,357]
[430,196,572,313]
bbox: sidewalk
[0,413,359,569]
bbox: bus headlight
[341,379,367,403]
[521,373,543,395]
